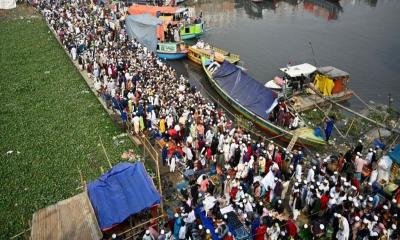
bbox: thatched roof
[31,192,102,240]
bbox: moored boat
[201,57,326,147]
[157,41,188,60]
[264,63,353,112]
[128,4,205,40]
[188,41,240,65]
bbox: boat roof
[280,63,317,77]
[318,66,349,78]
[128,4,187,16]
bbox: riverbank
[0,6,135,237]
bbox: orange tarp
[128,4,179,16]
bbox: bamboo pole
[344,118,355,137]
[99,135,112,168]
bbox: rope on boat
[352,90,386,114]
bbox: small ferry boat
[202,57,326,147]
[156,42,188,60]
[188,41,240,65]
[128,4,204,40]
[264,63,353,112]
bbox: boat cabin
[317,66,349,94]
[157,41,186,53]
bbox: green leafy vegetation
[0,17,133,237]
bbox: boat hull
[181,32,203,40]
[157,52,187,60]
[201,58,325,148]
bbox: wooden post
[99,135,112,168]
[154,151,164,217]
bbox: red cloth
[286,219,298,237]
[320,194,329,210]
[254,225,267,240]
[224,235,234,240]
[230,187,238,199]
[351,178,360,191]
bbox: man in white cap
[352,216,361,239]
[354,152,367,181]
[157,229,166,240]
[336,214,350,240]
[306,166,315,183]
[142,229,154,240]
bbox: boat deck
[289,89,353,112]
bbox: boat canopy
[212,61,278,120]
[318,66,349,78]
[128,4,186,16]
[125,14,163,52]
[280,63,317,78]
[88,162,161,230]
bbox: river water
[170,0,400,111]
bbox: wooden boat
[264,63,353,112]
[180,21,205,40]
[156,42,188,60]
[188,43,240,65]
[201,57,326,147]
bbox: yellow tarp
[314,73,335,96]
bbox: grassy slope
[0,17,133,237]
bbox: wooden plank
[286,131,300,153]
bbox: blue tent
[389,144,400,164]
[212,61,278,120]
[88,162,161,229]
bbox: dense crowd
[36,0,400,239]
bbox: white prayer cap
[357,152,362,156]
[348,196,353,201]
[392,224,397,230]
[352,185,357,190]
[369,148,373,151]
[319,224,325,230]
[174,213,179,218]
[299,151,302,154]
[368,197,373,202]
[238,186,243,190]
[227,175,231,179]
[392,198,397,203]
[330,193,335,198]
[295,183,299,187]
[278,200,282,204]
[368,182,372,186]
[146,230,150,235]
[313,166,316,170]
[310,185,315,190]
[354,202,359,208]
[259,201,263,205]
[316,181,321,186]
[373,215,378,221]
[370,231,378,237]
[206,229,211,234]
[215,229,219,234]
[112,234,117,239]
[304,224,308,229]
[290,165,294,169]
[319,186,324,191]
[323,159,328,163]
[363,218,369,224]
[334,213,338,217]
[359,139,362,143]
[303,180,308,185]
[161,230,165,235]
[358,195,363,200]
[224,214,228,219]
[383,205,389,210]
[355,216,360,222]
[316,153,320,157]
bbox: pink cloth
[274,76,285,86]
[355,157,367,172]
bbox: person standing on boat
[324,116,335,142]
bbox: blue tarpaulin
[389,144,400,164]
[212,61,278,120]
[88,162,161,229]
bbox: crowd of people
[35,0,400,239]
